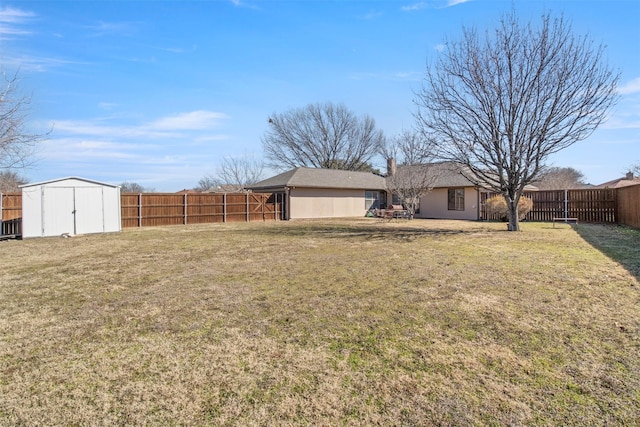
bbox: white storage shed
[21,177,121,238]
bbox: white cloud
[350,71,422,81]
[0,6,35,23]
[229,0,260,10]
[98,102,119,110]
[394,71,422,80]
[85,21,140,37]
[446,0,471,7]
[0,6,35,37]
[402,0,469,11]
[51,111,229,141]
[361,10,383,20]
[401,2,427,12]
[147,111,229,131]
[2,54,78,72]
[618,77,640,95]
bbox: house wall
[289,188,368,219]
[416,187,480,220]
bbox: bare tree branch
[0,170,28,192]
[216,154,265,192]
[533,166,587,190]
[196,154,265,192]
[415,11,619,230]
[1,69,49,170]
[383,130,441,217]
[119,182,155,193]
[262,102,385,171]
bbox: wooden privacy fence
[120,192,284,227]
[2,186,639,233]
[617,184,640,229]
[1,193,22,236]
[481,188,618,222]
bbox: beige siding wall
[290,188,367,219]
[416,187,480,220]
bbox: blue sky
[2,0,639,191]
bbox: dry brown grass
[0,219,638,426]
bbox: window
[448,188,465,211]
[365,191,380,210]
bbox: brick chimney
[626,171,634,180]
[387,158,397,177]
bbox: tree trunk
[506,199,520,231]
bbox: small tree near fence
[485,195,533,222]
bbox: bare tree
[119,182,154,193]
[196,154,265,192]
[629,162,640,177]
[415,11,619,231]
[263,102,385,171]
[194,175,220,192]
[382,130,440,218]
[216,154,265,192]
[0,170,28,192]
[533,167,587,190]
[1,69,48,170]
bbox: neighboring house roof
[202,184,246,193]
[595,173,640,189]
[394,162,539,191]
[248,167,387,191]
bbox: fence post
[184,193,188,225]
[223,193,227,223]
[138,193,142,228]
[246,192,249,222]
[564,189,568,219]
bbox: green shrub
[485,195,533,221]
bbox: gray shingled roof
[395,162,476,188]
[249,163,539,192]
[395,162,539,191]
[248,167,387,190]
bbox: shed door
[75,187,104,234]
[42,186,105,236]
[42,187,75,236]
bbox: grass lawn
[0,219,638,426]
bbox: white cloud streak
[401,0,470,12]
[0,6,35,23]
[618,77,640,95]
[148,111,229,131]
[85,21,141,37]
[0,6,35,37]
[52,110,229,140]
[446,0,471,6]
[401,3,427,12]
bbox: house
[392,162,486,220]
[391,161,539,220]
[249,162,537,221]
[595,172,640,189]
[247,167,387,220]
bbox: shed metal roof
[20,176,119,189]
